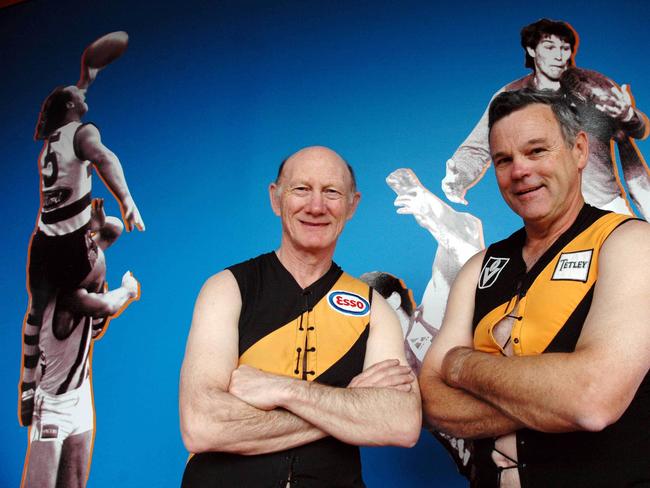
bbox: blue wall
[1,1,648,486]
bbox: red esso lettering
[334,294,365,310]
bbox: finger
[362,359,402,375]
[394,196,412,205]
[349,360,399,386]
[389,383,412,392]
[353,371,415,389]
[377,370,416,385]
[352,365,414,388]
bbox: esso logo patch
[327,291,370,316]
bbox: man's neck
[522,200,584,270]
[275,246,334,289]
[532,72,561,91]
[62,113,82,126]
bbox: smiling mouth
[515,185,543,196]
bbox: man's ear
[573,131,589,171]
[526,46,536,59]
[269,183,281,216]
[346,192,361,220]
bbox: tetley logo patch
[552,249,593,282]
[478,257,510,289]
[328,291,370,316]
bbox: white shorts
[30,379,94,444]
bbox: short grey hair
[488,88,582,147]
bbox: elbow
[181,410,227,454]
[421,393,470,439]
[390,396,422,448]
[564,382,629,433]
[570,401,625,433]
[180,404,245,455]
[395,423,421,448]
[180,412,208,453]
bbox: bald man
[179,146,421,487]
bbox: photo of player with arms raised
[19,32,145,488]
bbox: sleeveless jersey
[182,252,371,487]
[38,121,93,236]
[471,205,649,487]
[37,299,92,395]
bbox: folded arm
[442,221,650,433]
[419,250,523,439]
[229,291,421,447]
[179,271,327,455]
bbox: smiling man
[179,146,421,487]
[420,90,650,487]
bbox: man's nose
[306,191,325,213]
[511,155,532,179]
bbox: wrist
[272,375,300,409]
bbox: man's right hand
[348,359,415,392]
[19,381,35,427]
[121,271,140,299]
[121,198,145,232]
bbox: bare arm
[229,291,422,447]
[443,221,650,433]
[66,271,139,317]
[419,251,523,439]
[75,124,145,231]
[179,271,328,455]
[442,89,504,205]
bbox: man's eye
[291,187,310,195]
[323,189,343,200]
[531,147,547,155]
[494,157,511,166]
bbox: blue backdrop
[2,0,648,486]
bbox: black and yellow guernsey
[182,252,371,488]
[471,205,649,488]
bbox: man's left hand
[594,84,635,122]
[348,359,414,391]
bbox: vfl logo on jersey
[328,291,370,316]
[552,249,593,282]
[478,257,510,289]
